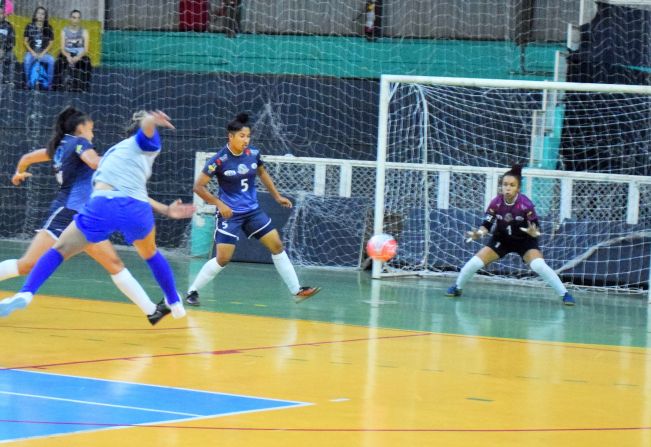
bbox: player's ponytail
[503,164,523,186]
[227,113,250,133]
[47,106,86,158]
[125,110,148,137]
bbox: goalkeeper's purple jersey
[483,193,539,239]
[202,145,263,214]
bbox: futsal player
[185,113,320,306]
[0,110,194,320]
[446,164,575,306]
[0,107,190,324]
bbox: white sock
[111,268,156,315]
[188,258,223,293]
[0,259,19,282]
[529,258,567,296]
[456,256,485,289]
[272,251,300,294]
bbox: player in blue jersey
[0,110,195,320]
[185,113,320,306]
[446,164,575,305]
[0,106,172,324]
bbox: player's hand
[464,228,487,243]
[148,110,175,130]
[12,172,32,186]
[217,203,233,219]
[167,199,196,219]
[276,195,292,208]
[520,222,541,238]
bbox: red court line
[0,325,192,332]
[1,419,650,433]
[2,332,433,370]
[4,327,650,371]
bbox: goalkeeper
[446,164,575,306]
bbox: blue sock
[145,251,180,304]
[20,249,64,293]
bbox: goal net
[372,75,651,294]
[0,0,575,252]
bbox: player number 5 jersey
[202,145,263,214]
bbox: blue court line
[0,369,310,443]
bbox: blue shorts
[74,196,154,244]
[40,207,77,239]
[214,208,275,245]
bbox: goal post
[373,75,651,298]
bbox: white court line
[0,390,201,417]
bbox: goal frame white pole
[374,75,651,295]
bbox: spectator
[23,6,54,90]
[0,0,16,84]
[54,9,92,92]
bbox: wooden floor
[1,242,650,446]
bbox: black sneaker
[147,299,171,326]
[185,290,200,306]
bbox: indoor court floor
[0,240,650,446]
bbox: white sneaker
[0,292,33,317]
[169,302,186,319]
[164,293,186,319]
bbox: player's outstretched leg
[0,248,65,317]
[0,292,33,317]
[145,251,185,318]
[529,258,575,306]
[271,251,321,303]
[446,256,484,298]
[185,257,225,306]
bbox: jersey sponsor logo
[515,216,524,221]
[208,164,217,172]
[224,170,236,176]
[237,164,249,175]
[75,144,84,155]
[504,213,513,223]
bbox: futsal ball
[366,233,397,262]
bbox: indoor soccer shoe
[295,286,321,303]
[562,292,576,306]
[164,293,186,319]
[147,299,171,326]
[445,285,462,297]
[0,292,33,317]
[185,290,200,306]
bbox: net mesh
[373,80,651,292]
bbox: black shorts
[486,235,540,259]
[40,207,77,239]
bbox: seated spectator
[23,6,54,90]
[0,0,16,84]
[54,9,92,92]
